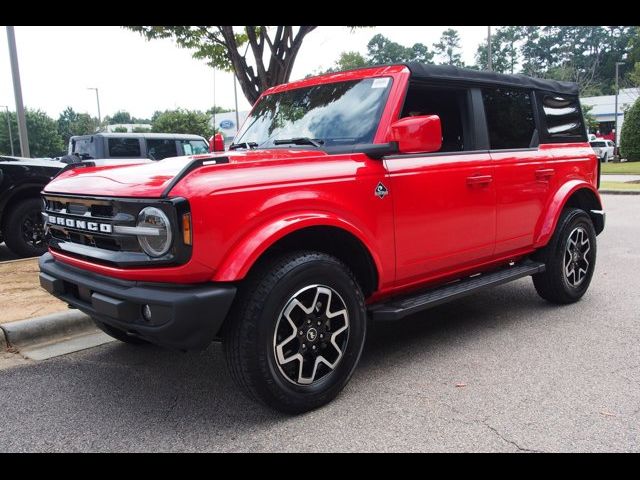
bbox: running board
[368,260,545,321]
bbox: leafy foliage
[475,26,637,95]
[57,107,98,146]
[581,104,599,133]
[106,110,133,125]
[127,26,322,104]
[620,97,640,161]
[367,34,434,65]
[151,108,215,138]
[433,29,463,67]
[0,109,65,157]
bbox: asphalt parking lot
[0,194,638,452]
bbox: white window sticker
[371,78,390,89]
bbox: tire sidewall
[4,198,47,257]
[255,257,366,409]
[553,210,597,300]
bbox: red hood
[43,149,328,198]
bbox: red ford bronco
[39,64,604,413]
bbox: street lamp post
[87,87,101,128]
[6,26,30,158]
[0,105,15,156]
[614,61,624,147]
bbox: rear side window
[482,87,536,149]
[147,139,177,160]
[537,93,586,142]
[108,138,141,157]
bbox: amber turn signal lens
[182,213,192,245]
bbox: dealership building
[580,88,639,144]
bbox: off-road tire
[532,208,597,304]
[3,197,47,258]
[222,251,367,414]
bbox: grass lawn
[601,162,640,174]
[600,181,640,191]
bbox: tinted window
[179,140,209,156]
[590,141,606,147]
[538,93,586,142]
[147,139,177,160]
[482,87,536,149]
[108,138,141,157]
[401,84,470,152]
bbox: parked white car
[590,139,615,162]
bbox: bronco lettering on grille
[47,215,113,233]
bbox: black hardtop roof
[70,132,207,140]
[403,63,579,96]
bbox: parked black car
[0,156,66,257]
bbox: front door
[384,83,496,286]
[386,152,496,284]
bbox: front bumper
[38,253,236,350]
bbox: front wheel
[3,197,47,257]
[532,208,597,304]
[222,251,367,414]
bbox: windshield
[234,77,393,149]
[590,141,605,147]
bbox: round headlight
[137,207,172,257]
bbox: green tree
[151,108,214,138]
[367,34,433,65]
[128,26,326,104]
[207,106,234,115]
[581,104,599,133]
[0,109,64,157]
[620,97,640,161]
[57,107,98,145]
[475,26,523,73]
[106,110,133,124]
[433,29,463,66]
[335,51,369,70]
[132,126,152,133]
[112,126,128,133]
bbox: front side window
[234,77,392,148]
[482,87,536,149]
[400,84,470,152]
[108,138,141,157]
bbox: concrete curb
[599,190,640,195]
[1,309,93,349]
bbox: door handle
[535,168,555,180]
[466,174,493,186]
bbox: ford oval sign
[220,119,235,129]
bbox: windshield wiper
[229,142,258,150]
[273,137,324,148]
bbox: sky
[0,26,489,120]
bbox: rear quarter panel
[533,142,601,247]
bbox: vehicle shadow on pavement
[0,278,568,451]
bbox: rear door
[483,86,554,256]
[385,84,496,285]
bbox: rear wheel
[3,197,47,257]
[222,251,367,414]
[532,208,597,304]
